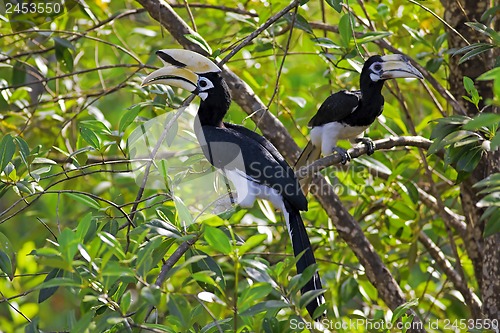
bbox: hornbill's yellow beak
[379,54,424,80]
[141,49,221,92]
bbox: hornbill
[141,49,325,318]
[295,54,423,193]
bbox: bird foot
[355,137,375,155]
[332,147,351,164]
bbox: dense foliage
[0,0,498,332]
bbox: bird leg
[332,146,351,164]
[355,137,375,155]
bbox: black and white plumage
[296,54,423,193]
[142,49,325,318]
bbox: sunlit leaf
[204,226,231,255]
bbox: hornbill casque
[295,54,423,193]
[141,49,325,318]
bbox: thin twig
[218,0,300,66]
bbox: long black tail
[284,200,325,318]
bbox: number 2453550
[443,318,498,330]
[5,2,62,14]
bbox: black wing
[308,90,361,127]
[224,123,291,173]
[196,125,307,211]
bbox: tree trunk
[440,0,499,321]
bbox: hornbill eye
[198,77,214,91]
[373,63,382,71]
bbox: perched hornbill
[295,54,423,193]
[141,49,325,318]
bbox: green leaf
[465,22,500,43]
[240,300,290,316]
[426,57,443,73]
[101,261,135,277]
[79,126,100,150]
[184,33,212,55]
[186,249,226,291]
[167,293,191,327]
[477,67,500,81]
[339,14,353,48]
[32,157,57,165]
[325,0,342,13]
[119,104,141,133]
[491,129,500,151]
[285,12,312,34]
[64,192,100,210]
[431,130,478,155]
[0,134,16,172]
[0,250,14,281]
[483,209,500,237]
[136,237,163,277]
[456,147,483,172]
[391,299,419,323]
[54,37,74,72]
[98,232,126,260]
[299,289,325,311]
[0,232,15,281]
[145,219,181,238]
[190,271,218,288]
[58,229,79,264]
[14,136,30,167]
[434,32,448,50]
[76,212,93,242]
[458,44,495,64]
[79,120,112,136]
[463,113,500,131]
[311,37,341,49]
[239,234,267,255]
[38,268,64,303]
[174,196,194,228]
[388,201,417,220]
[477,192,500,208]
[239,283,273,310]
[35,277,81,290]
[357,31,392,45]
[204,226,232,255]
[120,290,132,314]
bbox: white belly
[310,122,369,156]
[225,169,285,211]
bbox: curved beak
[380,54,424,80]
[141,49,221,93]
[141,66,198,92]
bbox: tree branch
[296,135,432,178]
